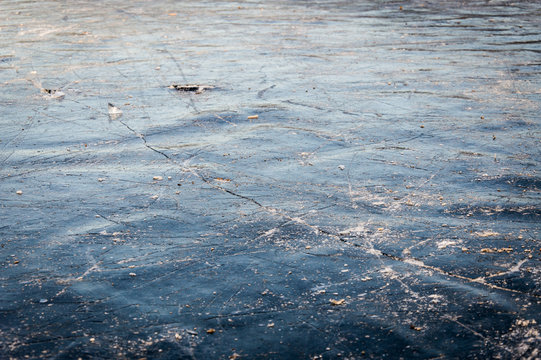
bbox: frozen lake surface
[1,0,540,358]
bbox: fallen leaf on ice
[330,299,345,306]
[517,319,537,327]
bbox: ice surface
[1,0,540,358]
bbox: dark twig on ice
[169,84,215,94]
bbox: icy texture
[1,0,540,358]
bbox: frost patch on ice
[475,230,500,237]
[508,259,527,273]
[338,225,368,236]
[291,217,307,226]
[366,248,382,256]
[380,266,398,279]
[498,318,541,359]
[404,258,425,267]
[437,240,458,249]
[262,228,278,237]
